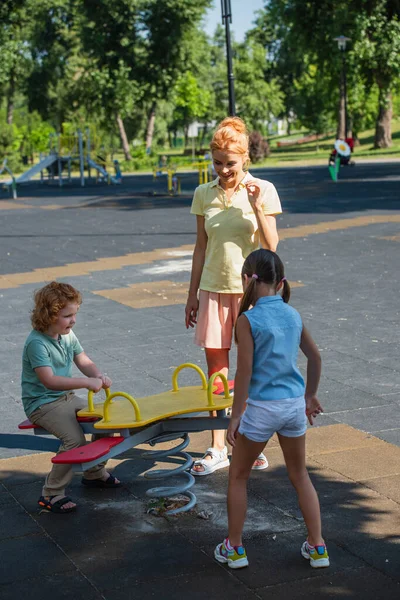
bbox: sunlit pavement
[0,163,399,598]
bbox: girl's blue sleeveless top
[244,295,305,401]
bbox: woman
[185,117,282,475]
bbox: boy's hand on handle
[305,394,323,425]
[246,179,263,212]
[185,293,199,329]
[100,374,112,389]
[86,377,103,393]
[227,416,241,447]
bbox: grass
[260,121,400,167]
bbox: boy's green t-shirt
[21,329,84,417]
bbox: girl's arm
[185,215,207,328]
[74,352,112,388]
[34,366,102,392]
[227,315,254,446]
[300,326,323,424]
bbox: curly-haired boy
[22,282,121,514]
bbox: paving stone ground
[0,163,399,598]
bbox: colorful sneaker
[214,538,249,569]
[301,540,330,568]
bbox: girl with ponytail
[215,249,329,570]
[185,117,282,476]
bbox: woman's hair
[210,116,249,156]
[235,249,290,342]
[31,281,82,332]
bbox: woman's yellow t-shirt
[190,172,282,294]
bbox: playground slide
[5,154,58,185]
[87,158,118,184]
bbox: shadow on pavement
[1,455,399,598]
[1,163,400,215]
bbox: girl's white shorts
[238,396,307,443]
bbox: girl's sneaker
[214,538,249,569]
[301,540,330,568]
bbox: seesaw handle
[103,392,141,423]
[87,387,111,413]
[207,372,230,408]
[172,363,208,391]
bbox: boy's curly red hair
[31,282,82,332]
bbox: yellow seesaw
[78,363,232,429]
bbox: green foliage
[0,121,22,170]
[252,0,400,144]
[1,0,399,164]
[172,71,211,135]
[234,40,284,131]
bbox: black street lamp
[221,0,236,116]
[334,35,351,139]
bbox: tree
[0,1,33,125]
[351,1,400,147]
[170,71,211,145]
[234,39,284,132]
[138,0,212,149]
[25,0,78,128]
[253,0,400,147]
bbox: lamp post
[221,0,236,116]
[334,35,351,139]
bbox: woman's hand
[185,293,199,328]
[227,415,241,447]
[246,179,263,212]
[305,393,323,425]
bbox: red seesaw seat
[213,380,234,395]
[18,416,99,430]
[52,436,125,464]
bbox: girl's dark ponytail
[282,279,291,303]
[234,277,257,343]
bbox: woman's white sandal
[190,447,230,476]
[251,452,269,470]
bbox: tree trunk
[374,89,392,149]
[145,101,157,151]
[200,123,208,148]
[346,116,353,140]
[184,125,189,149]
[6,71,15,125]
[116,114,132,161]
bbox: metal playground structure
[152,160,212,195]
[1,129,122,198]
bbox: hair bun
[217,117,247,135]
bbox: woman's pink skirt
[194,290,242,349]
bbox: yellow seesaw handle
[172,363,208,391]
[103,392,141,423]
[87,387,111,414]
[207,372,230,408]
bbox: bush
[249,131,270,163]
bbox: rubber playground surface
[0,163,399,598]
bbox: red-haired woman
[185,117,282,475]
